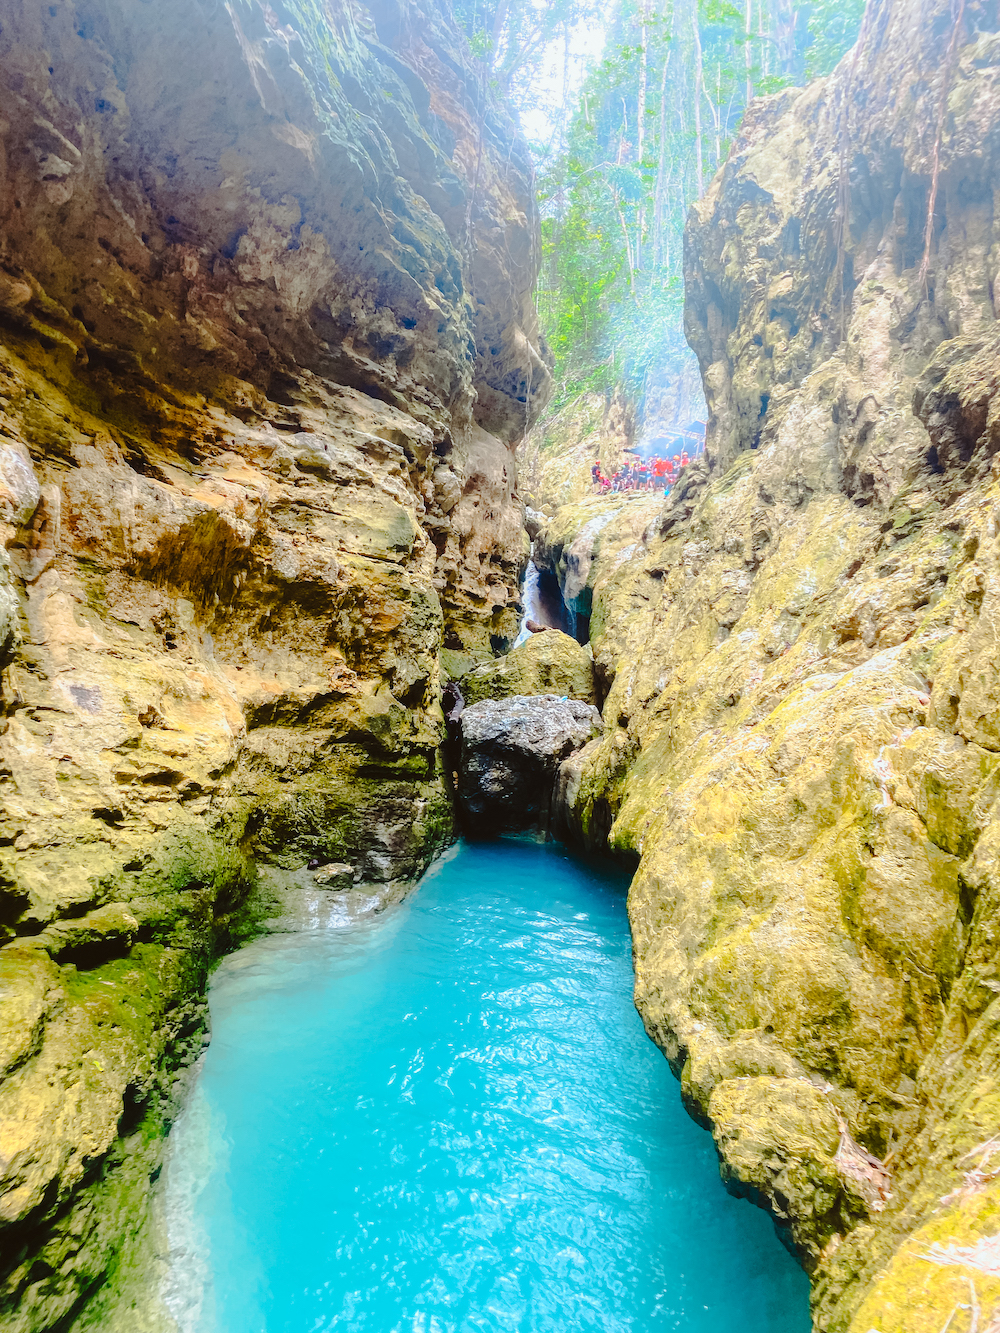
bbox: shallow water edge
[135,838,809,1333]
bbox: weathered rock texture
[554,2,1000,1329]
[533,493,658,646]
[458,694,601,834]
[520,392,633,511]
[459,627,596,705]
[0,1,549,1327]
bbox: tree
[452,0,866,407]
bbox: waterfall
[515,559,572,644]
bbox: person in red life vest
[652,456,668,484]
[679,450,690,470]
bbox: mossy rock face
[460,630,597,706]
[0,0,548,1323]
[544,2,1000,1326]
[845,1180,1000,1333]
[708,1077,851,1264]
[533,494,659,618]
[0,826,261,1331]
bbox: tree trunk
[775,0,796,79]
[653,47,672,268]
[693,0,704,195]
[612,189,636,283]
[636,4,648,271]
[490,0,509,69]
[715,61,722,164]
[759,0,769,83]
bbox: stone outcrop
[458,694,601,834]
[459,628,596,705]
[0,0,549,1327]
[533,494,658,644]
[551,2,1000,1329]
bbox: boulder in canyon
[459,629,597,706]
[458,695,602,834]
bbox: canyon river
[162,840,809,1332]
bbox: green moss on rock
[460,630,596,706]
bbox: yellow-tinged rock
[460,629,597,705]
[849,1182,1000,1333]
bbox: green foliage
[467,28,493,58]
[446,0,865,409]
[805,0,867,79]
[699,0,744,28]
[520,0,866,410]
[451,0,601,98]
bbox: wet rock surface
[533,494,660,644]
[458,695,602,834]
[0,0,549,1326]
[548,1,1000,1328]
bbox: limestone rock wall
[0,1,549,1327]
[459,628,597,706]
[558,2,1000,1328]
[533,493,657,646]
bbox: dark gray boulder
[458,694,602,834]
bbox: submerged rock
[458,695,602,834]
[312,863,355,890]
[460,629,597,706]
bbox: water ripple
[164,840,808,1333]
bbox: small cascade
[515,560,572,646]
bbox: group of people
[591,450,693,495]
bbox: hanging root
[833,1,875,341]
[831,1109,893,1211]
[918,0,968,293]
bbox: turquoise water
[164,840,809,1333]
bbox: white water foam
[160,1072,219,1333]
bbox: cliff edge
[557,1,1000,1327]
[0,1,549,1327]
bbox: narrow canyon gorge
[0,0,998,1330]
